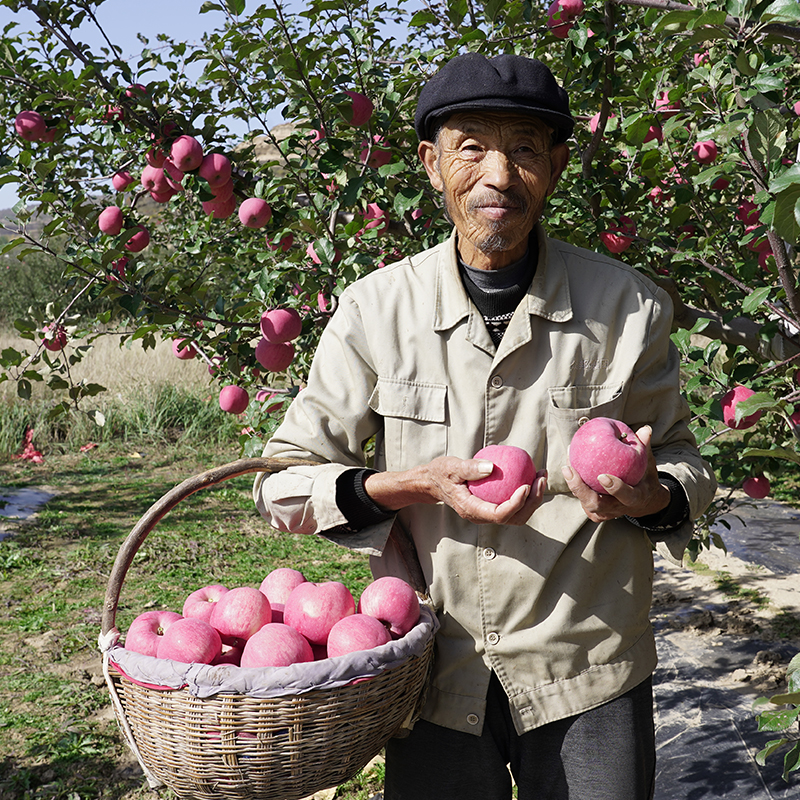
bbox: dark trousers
[385,672,656,800]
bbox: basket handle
[101,457,427,638]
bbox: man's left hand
[560,425,671,523]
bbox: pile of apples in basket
[122,572,420,667]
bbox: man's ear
[547,143,570,195]
[418,140,444,192]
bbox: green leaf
[225,0,245,15]
[394,186,424,216]
[409,9,437,26]
[769,164,800,194]
[741,447,800,464]
[761,0,800,23]
[772,185,800,244]
[756,738,788,767]
[748,109,785,164]
[784,741,800,778]
[735,391,780,422]
[757,707,800,732]
[767,690,800,705]
[742,285,772,314]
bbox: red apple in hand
[240,623,314,668]
[284,581,355,645]
[209,586,271,642]
[183,584,229,624]
[569,417,648,494]
[156,617,222,664]
[327,614,391,658]
[467,444,535,505]
[358,576,420,638]
[125,610,183,657]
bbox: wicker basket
[99,457,436,800]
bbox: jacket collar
[432,224,574,333]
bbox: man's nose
[481,150,518,191]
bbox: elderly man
[254,53,716,800]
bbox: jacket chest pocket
[369,377,448,472]
[546,384,625,494]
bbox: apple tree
[1,0,799,535]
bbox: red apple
[588,111,615,135]
[306,241,342,265]
[98,206,124,236]
[327,614,391,658]
[41,323,67,352]
[266,233,294,252]
[202,194,237,220]
[112,170,134,191]
[209,586,271,642]
[146,147,167,168]
[742,476,770,499]
[124,610,183,657]
[240,623,314,667]
[255,339,294,372]
[125,83,148,98]
[212,642,243,666]
[183,584,229,624]
[163,159,185,191]
[141,164,169,193]
[211,177,235,200]
[238,197,272,228]
[569,417,648,494]
[720,385,763,429]
[260,308,302,343]
[358,576,420,638]
[124,226,150,253]
[693,140,718,164]
[198,153,232,188]
[170,134,203,172]
[283,581,356,646]
[547,0,584,37]
[342,91,374,126]
[363,203,389,234]
[655,90,681,118]
[171,338,197,360]
[219,385,250,415]
[15,110,46,141]
[736,199,759,225]
[643,124,663,144]
[259,567,307,607]
[360,135,392,168]
[600,216,636,254]
[467,444,535,505]
[156,617,222,664]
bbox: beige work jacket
[253,226,717,736]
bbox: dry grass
[0,327,213,401]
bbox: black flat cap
[415,53,574,144]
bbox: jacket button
[490,375,503,388]
[486,631,500,645]
[483,547,496,560]
[467,713,480,726]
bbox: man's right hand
[364,456,547,526]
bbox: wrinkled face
[419,112,569,268]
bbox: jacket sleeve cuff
[334,468,395,532]
[624,473,689,533]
